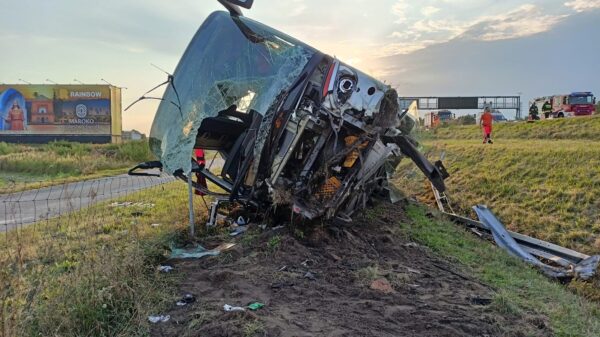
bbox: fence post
[187,176,195,237]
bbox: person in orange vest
[480,107,494,144]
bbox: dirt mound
[151,202,549,337]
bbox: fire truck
[530,92,596,119]
[424,110,454,128]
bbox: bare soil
[150,202,550,337]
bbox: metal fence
[0,173,203,336]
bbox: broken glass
[149,11,315,174]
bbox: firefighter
[480,107,493,144]
[542,100,552,119]
[529,103,539,120]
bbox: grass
[395,204,600,337]
[394,116,600,302]
[0,181,208,337]
[267,235,282,252]
[0,140,154,192]
[429,115,600,141]
[397,139,600,255]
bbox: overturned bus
[130,1,448,223]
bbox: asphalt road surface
[0,170,174,231]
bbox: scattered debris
[176,294,196,306]
[329,253,342,261]
[469,295,493,306]
[230,226,248,237]
[151,223,161,228]
[300,259,315,268]
[304,271,317,281]
[170,243,236,259]
[158,265,174,273]
[148,315,170,323]
[236,216,247,226]
[110,201,155,208]
[247,302,265,311]
[271,281,294,289]
[370,278,394,294]
[406,267,421,274]
[223,304,245,312]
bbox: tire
[557,112,565,118]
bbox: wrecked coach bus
[130,3,448,223]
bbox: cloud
[385,3,567,56]
[288,0,307,17]
[392,0,410,24]
[565,0,600,12]
[421,6,440,17]
[460,4,568,41]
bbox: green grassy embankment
[0,140,153,192]
[394,115,600,301]
[430,115,600,141]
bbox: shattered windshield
[149,11,315,174]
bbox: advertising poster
[0,85,113,135]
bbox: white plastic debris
[151,223,161,228]
[158,265,174,273]
[230,226,248,237]
[148,315,170,323]
[223,304,245,312]
[236,216,247,226]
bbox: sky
[1,0,599,132]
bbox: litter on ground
[223,304,245,312]
[148,315,170,323]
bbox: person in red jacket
[480,107,494,144]
[194,149,208,195]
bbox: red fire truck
[424,110,454,128]
[531,92,596,119]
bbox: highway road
[0,170,174,231]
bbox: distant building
[122,129,146,141]
[30,93,55,124]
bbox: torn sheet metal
[429,183,594,276]
[473,205,600,280]
[139,8,448,223]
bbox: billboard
[0,85,122,142]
